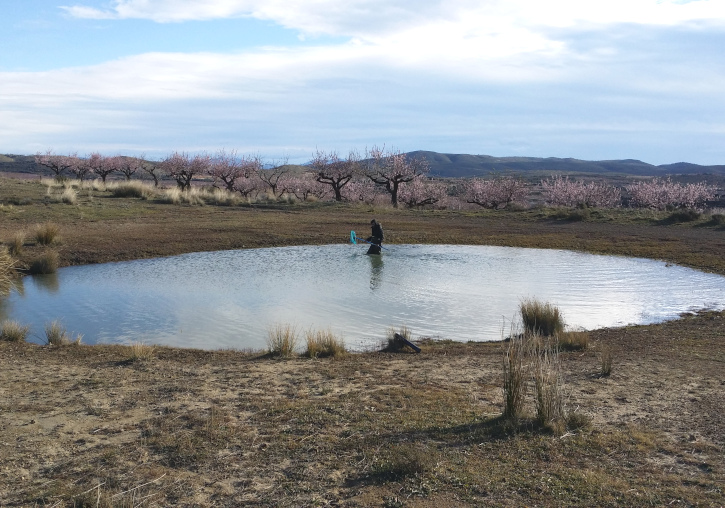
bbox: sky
[1,0,724,165]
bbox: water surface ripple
[3,245,725,350]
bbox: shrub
[28,250,59,274]
[267,324,298,357]
[45,320,82,346]
[710,213,725,226]
[557,330,589,351]
[667,209,701,223]
[382,325,414,352]
[373,443,435,479]
[304,329,347,358]
[520,299,564,337]
[7,233,24,257]
[0,320,30,342]
[35,223,60,245]
[502,331,527,420]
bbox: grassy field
[1,175,724,507]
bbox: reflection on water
[3,244,725,351]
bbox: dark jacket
[370,223,383,242]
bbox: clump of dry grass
[28,250,59,274]
[600,345,613,376]
[128,341,155,361]
[35,223,60,245]
[158,187,206,205]
[303,328,347,358]
[372,442,436,480]
[531,339,565,432]
[557,330,589,351]
[267,324,298,357]
[45,320,82,346]
[502,330,527,420]
[0,320,30,342]
[0,247,16,294]
[520,298,564,337]
[207,187,240,206]
[108,180,156,199]
[59,187,78,204]
[7,232,25,257]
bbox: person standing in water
[366,219,384,255]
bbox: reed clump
[520,299,564,337]
[7,232,25,257]
[45,320,82,346]
[28,250,59,275]
[531,338,565,433]
[267,324,298,357]
[108,180,156,199]
[128,342,155,362]
[35,223,61,246]
[0,320,30,342]
[502,331,527,421]
[557,330,590,351]
[0,247,16,295]
[600,345,613,377]
[303,329,347,358]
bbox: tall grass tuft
[267,324,298,357]
[304,328,347,358]
[7,233,25,257]
[0,320,30,342]
[531,339,565,433]
[108,180,156,199]
[0,248,16,295]
[520,298,564,337]
[35,223,60,245]
[502,330,527,421]
[557,330,589,351]
[60,187,78,204]
[28,250,59,274]
[128,341,155,362]
[600,345,613,377]
[45,320,82,346]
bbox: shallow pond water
[2,244,725,350]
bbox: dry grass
[520,298,564,337]
[108,180,156,199]
[28,250,59,274]
[502,331,527,420]
[600,344,613,376]
[45,320,82,346]
[0,320,30,342]
[128,341,155,362]
[7,232,24,257]
[34,222,60,246]
[59,187,77,204]
[0,247,15,294]
[531,339,565,433]
[383,325,415,352]
[266,323,298,357]
[303,328,347,358]
[557,330,590,351]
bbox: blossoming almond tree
[626,177,715,210]
[463,176,529,209]
[541,176,621,208]
[365,147,429,208]
[397,176,448,208]
[34,149,78,180]
[161,152,210,190]
[207,149,262,192]
[310,150,360,202]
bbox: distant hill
[3,152,725,179]
[407,151,725,178]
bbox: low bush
[45,320,82,346]
[0,320,30,342]
[267,324,298,357]
[520,299,564,337]
[709,213,725,226]
[28,250,59,275]
[667,209,701,223]
[304,329,347,358]
[35,223,60,245]
[382,325,414,352]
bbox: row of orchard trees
[35,149,719,210]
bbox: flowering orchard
[33,149,721,211]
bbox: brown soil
[0,177,724,506]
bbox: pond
[2,244,725,351]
